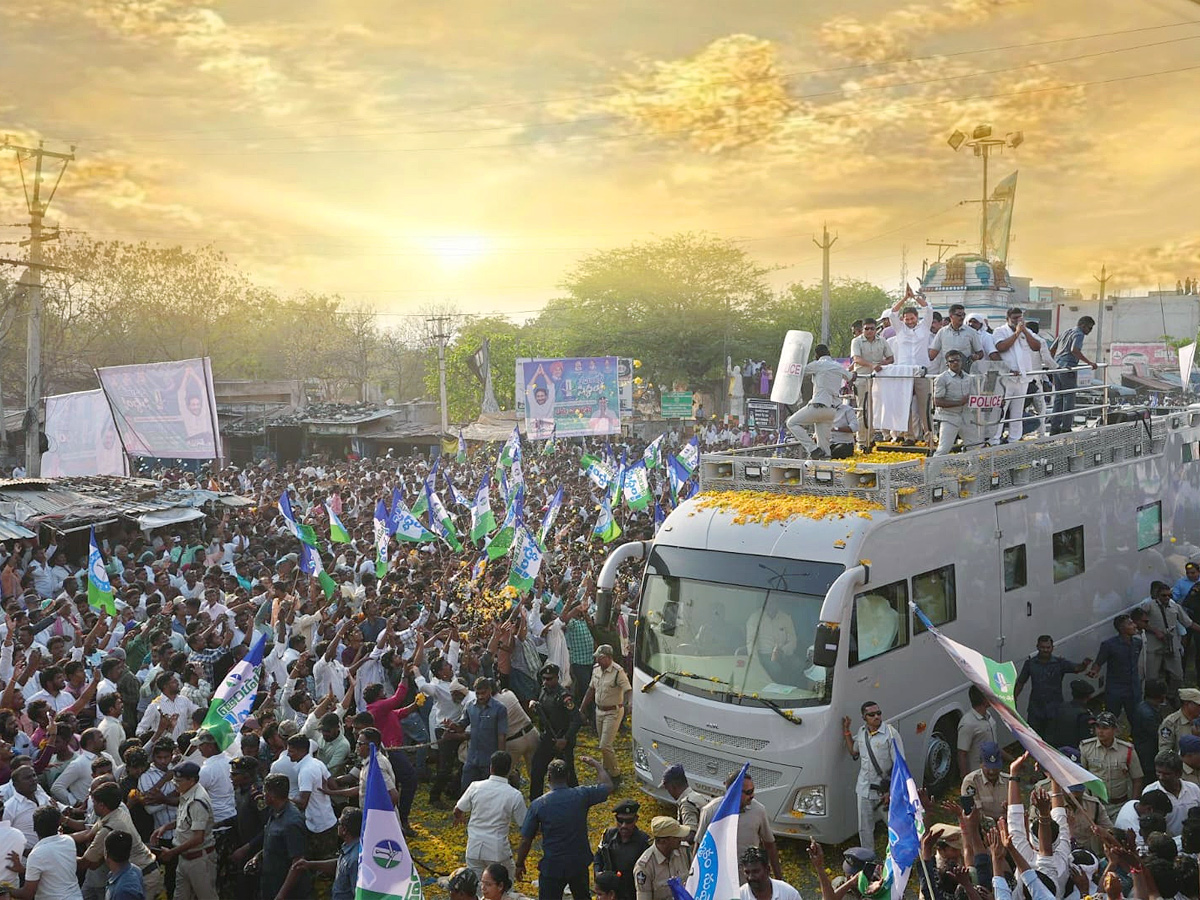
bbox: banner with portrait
[41,390,129,477]
[95,357,221,459]
[521,356,621,439]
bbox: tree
[743,278,893,359]
[534,232,774,398]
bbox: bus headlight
[793,786,826,816]
[633,743,650,773]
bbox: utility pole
[925,239,961,263]
[426,314,451,437]
[1093,264,1110,366]
[1,138,74,476]
[813,223,838,346]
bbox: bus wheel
[924,716,958,794]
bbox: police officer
[228,756,266,897]
[151,761,218,900]
[1158,688,1200,753]
[1030,747,1112,856]
[632,817,690,900]
[959,740,1006,822]
[529,663,582,799]
[1081,711,1144,817]
[594,799,652,900]
[659,764,708,842]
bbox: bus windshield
[635,547,842,708]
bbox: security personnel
[529,663,582,799]
[959,741,1006,822]
[594,799,652,900]
[151,760,218,900]
[1158,688,1200,753]
[581,644,632,782]
[1081,711,1144,817]
[1181,734,1200,786]
[1030,748,1111,857]
[660,764,709,842]
[632,817,690,900]
[229,756,266,897]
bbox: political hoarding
[745,399,781,431]
[516,356,634,416]
[42,390,129,477]
[521,357,621,438]
[660,391,694,419]
[95,358,221,460]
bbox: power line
[74,30,1200,148]
[159,60,1200,157]
[56,20,1200,144]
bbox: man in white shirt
[3,765,53,850]
[1143,750,1200,835]
[51,728,110,807]
[785,344,852,460]
[739,846,801,900]
[97,694,125,764]
[454,750,527,877]
[136,672,199,740]
[0,797,26,888]
[289,734,339,854]
[194,731,238,826]
[889,293,934,439]
[21,807,82,900]
[313,623,350,703]
[992,307,1042,444]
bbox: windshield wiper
[641,670,803,725]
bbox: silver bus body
[622,410,1200,842]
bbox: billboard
[1109,342,1177,377]
[516,356,634,417]
[41,390,128,477]
[745,399,782,431]
[661,391,693,418]
[95,357,221,459]
[521,356,621,438]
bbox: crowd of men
[786,293,1100,458]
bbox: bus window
[1137,502,1162,550]
[913,566,956,633]
[850,581,909,665]
[1004,545,1027,591]
[1053,526,1085,583]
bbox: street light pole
[947,126,1021,260]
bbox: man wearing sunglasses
[593,798,651,900]
[841,701,904,852]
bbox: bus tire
[923,715,958,794]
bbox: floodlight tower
[947,125,1023,258]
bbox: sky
[1,0,1199,324]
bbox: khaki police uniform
[174,782,218,900]
[633,845,690,900]
[678,789,708,837]
[960,769,1006,822]
[1184,761,1200,787]
[1157,708,1198,753]
[1030,779,1111,856]
[590,662,631,777]
[1080,736,1143,813]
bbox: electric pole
[813,223,838,346]
[1093,264,1110,366]
[1,138,74,476]
[426,314,452,437]
[925,239,961,263]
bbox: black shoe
[402,824,418,839]
[809,448,828,460]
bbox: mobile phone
[959,794,975,815]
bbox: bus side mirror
[596,589,614,629]
[811,622,840,668]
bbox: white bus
[598,407,1200,843]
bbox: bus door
[994,495,1032,663]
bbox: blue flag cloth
[653,500,666,535]
[357,745,422,900]
[686,762,748,900]
[883,738,923,900]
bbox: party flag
[882,739,924,900]
[685,762,748,900]
[389,495,437,544]
[426,486,463,552]
[373,500,391,579]
[579,453,614,490]
[357,745,422,900]
[470,473,497,543]
[667,454,691,504]
[679,436,700,474]
[279,492,319,547]
[87,527,116,615]
[300,543,337,600]
[538,486,564,548]
[542,424,557,455]
[486,484,524,561]
[643,435,664,470]
[197,632,267,751]
[498,426,521,468]
[456,429,467,463]
[411,461,438,518]
[507,526,543,595]
[325,502,351,544]
[592,496,622,544]
[653,500,666,535]
[622,460,651,511]
[445,474,469,509]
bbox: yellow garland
[696,490,884,526]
